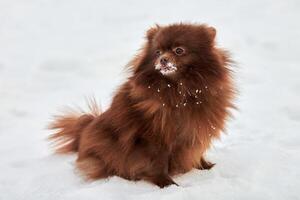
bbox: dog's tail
[48,98,101,154]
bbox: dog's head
[131,23,227,83]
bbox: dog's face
[134,24,220,81]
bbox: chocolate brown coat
[49,23,236,188]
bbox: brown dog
[49,23,236,188]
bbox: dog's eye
[155,50,161,56]
[174,47,185,55]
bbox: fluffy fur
[49,23,236,188]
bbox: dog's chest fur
[129,81,214,149]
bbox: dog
[49,23,236,188]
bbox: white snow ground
[0,0,300,199]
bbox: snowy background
[0,0,300,199]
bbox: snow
[155,62,178,75]
[0,0,300,199]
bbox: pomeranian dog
[49,23,235,188]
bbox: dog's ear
[146,24,160,41]
[207,26,216,40]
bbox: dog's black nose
[160,57,168,65]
